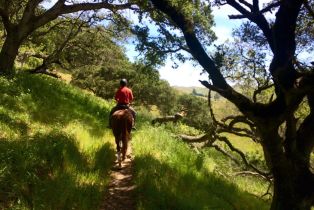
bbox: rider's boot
[132,118,137,130]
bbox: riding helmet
[120,78,128,86]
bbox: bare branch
[253,84,274,103]
[212,144,241,165]
[31,19,69,37]
[34,1,135,29]
[29,68,60,78]
[179,134,210,143]
[226,0,274,51]
[234,170,269,180]
[152,113,183,125]
[260,1,281,14]
[229,14,246,19]
[252,0,259,12]
[0,8,11,31]
[199,80,227,94]
[238,0,253,10]
[216,135,270,177]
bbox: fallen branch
[234,170,271,180]
[29,68,60,78]
[151,113,183,125]
[179,134,209,143]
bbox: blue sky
[125,5,244,87]
[41,1,244,87]
[156,6,243,87]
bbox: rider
[109,79,136,129]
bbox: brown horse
[111,109,133,167]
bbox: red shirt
[115,86,133,105]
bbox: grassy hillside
[0,73,270,209]
[0,73,116,209]
[132,124,270,210]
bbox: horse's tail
[120,110,132,159]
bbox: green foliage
[0,72,272,209]
[72,62,177,115]
[20,16,129,71]
[131,63,178,114]
[0,73,115,209]
[177,94,213,132]
[132,126,270,209]
[132,0,216,67]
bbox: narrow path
[99,154,136,210]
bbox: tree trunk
[0,32,21,75]
[271,165,314,210]
[260,126,314,210]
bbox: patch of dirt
[99,156,136,210]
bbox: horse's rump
[111,109,133,134]
[111,109,133,165]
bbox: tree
[72,61,178,115]
[26,16,129,77]
[177,94,213,132]
[0,0,134,74]
[138,0,314,209]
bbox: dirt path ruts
[99,156,136,210]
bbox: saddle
[110,104,135,128]
[116,104,129,111]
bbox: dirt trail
[99,155,136,210]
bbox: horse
[111,109,133,168]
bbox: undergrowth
[132,125,270,210]
[0,73,272,209]
[0,73,115,209]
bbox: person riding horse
[109,79,136,129]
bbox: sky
[125,5,243,87]
[156,6,243,87]
[41,1,244,87]
[156,1,276,87]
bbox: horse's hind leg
[121,138,129,161]
[115,138,122,168]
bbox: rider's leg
[108,106,118,128]
[128,106,136,128]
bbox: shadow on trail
[0,131,115,210]
[133,155,269,210]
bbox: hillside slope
[0,73,115,209]
[0,73,270,209]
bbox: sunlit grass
[0,73,115,209]
[132,126,270,210]
[0,73,272,209]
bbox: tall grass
[0,73,115,209]
[1,73,271,210]
[132,125,270,210]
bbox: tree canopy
[135,0,314,209]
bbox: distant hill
[172,86,208,96]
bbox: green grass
[132,125,270,210]
[0,73,271,209]
[0,73,115,209]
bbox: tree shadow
[0,73,111,138]
[133,154,270,210]
[94,142,116,175]
[0,112,29,136]
[0,131,115,210]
